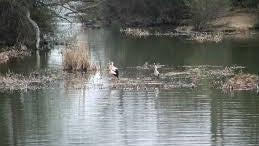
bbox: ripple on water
[1,67,259,146]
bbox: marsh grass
[63,44,96,72]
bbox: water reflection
[2,85,259,145]
[210,91,259,145]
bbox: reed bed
[63,44,96,72]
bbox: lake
[1,25,259,146]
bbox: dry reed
[63,44,95,72]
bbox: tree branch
[35,0,103,21]
[37,1,73,23]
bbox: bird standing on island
[153,63,160,77]
[108,61,119,78]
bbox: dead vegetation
[63,44,96,72]
[0,71,60,91]
[120,27,224,43]
[0,43,31,64]
[0,62,258,92]
[223,73,259,91]
[0,42,98,91]
[120,28,150,38]
[105,64,258,91]
[189,32,224,43]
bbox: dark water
[1,25,259,146]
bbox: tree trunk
[26,9,40,49]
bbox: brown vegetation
[120,28,151,37]
[0,43,31,64]
[120,27,224,43]
[63,44,96,72]
[0,71,59,91]
[190,32,224,43]
[223,73,259,90]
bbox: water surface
[1,26,259,146]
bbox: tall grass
[63,44,95,72]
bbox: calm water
[1,26,259,146]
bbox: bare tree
[0,0,101,49]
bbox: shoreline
[118,9,259,42]
[120,26,259,43]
